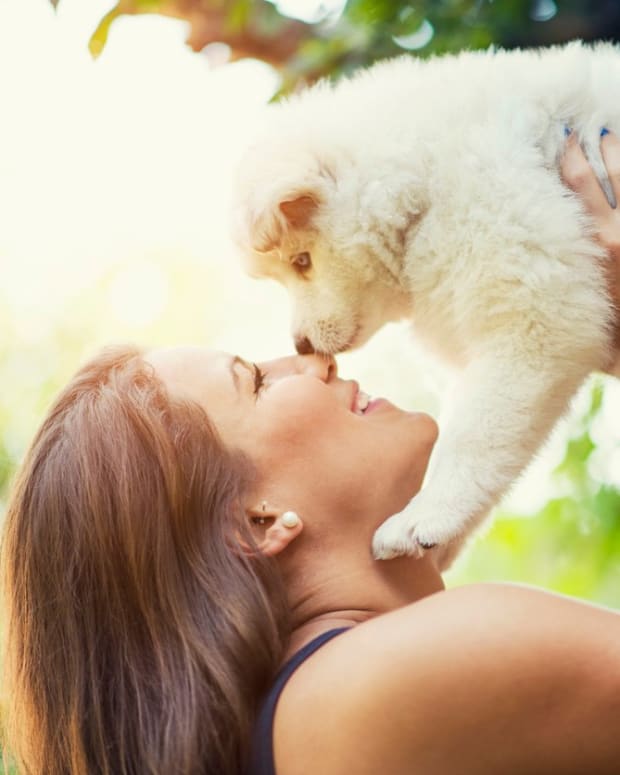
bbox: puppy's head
[231,141,409,355]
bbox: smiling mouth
[352,389,371,415]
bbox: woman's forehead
[146,345,228,373]
[145,346,234,402]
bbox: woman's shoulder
[274,583,620,775]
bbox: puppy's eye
[290,252,312,272]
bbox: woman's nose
[296,353,337,382]
[260,353,337,382]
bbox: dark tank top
[247,628,349,775]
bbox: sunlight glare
[0,0,279,333]
[271,0,346,23]
[107,260,169,328]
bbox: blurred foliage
[447,379,620,608]
[78,0,620,89]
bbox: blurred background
[1,1,620,767]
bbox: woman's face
[146,347,438,526]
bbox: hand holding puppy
[561,130,620,373]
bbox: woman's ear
[237,505,303,557]
[257,511,304,557]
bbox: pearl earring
[281,511,300,529]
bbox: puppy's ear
[279,195,319,230]
[247,188,321,253]
[232,152,331,254]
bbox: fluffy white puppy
[231,41,618,561]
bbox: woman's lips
[349,383,392,415]
[349,382,368,414]
[363,397,389,414]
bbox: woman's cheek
[263,387,336,441]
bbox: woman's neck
[281,548,444,661]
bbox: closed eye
[252,363,266,396]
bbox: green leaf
[592,485,620,533]
[88,3,124,59]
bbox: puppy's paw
[372,512,426,560]
[372,500,465,560]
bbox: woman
[2,138,620,775]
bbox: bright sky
[0,0,617,504]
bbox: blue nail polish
[564,125,572,137]
[601,127,610,137]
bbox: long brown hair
[1,345,290,774]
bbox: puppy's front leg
[372,345,597,560]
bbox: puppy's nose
[295,336,315,355]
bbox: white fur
[231,42,617,563]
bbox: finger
[560,133,610,214]
[601,130,620,207]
